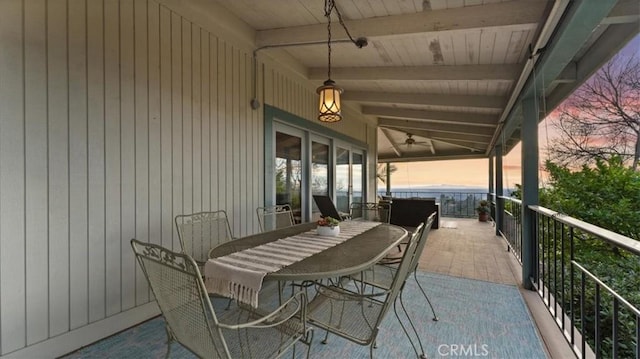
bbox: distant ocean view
[376,185,516,218]
[377,185,516,199]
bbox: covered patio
[0,0,638,358]
[63,217,569,358]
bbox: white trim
[2,303,160,359]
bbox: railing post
[521,97,539,290]
[495,144,504,236]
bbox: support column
[522,97,539,290]
[386,163,391,196]
[495,145,504,236]
[489,155,494,194]
[488,155,495,215]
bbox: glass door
[335,147,350,213]
[311,138,330,221]
[352,152,364,204]
[334,146,366,214]
[275,129,304,223]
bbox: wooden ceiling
[212,0,639,162]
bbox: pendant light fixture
[317,0,367,123]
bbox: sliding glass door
[275,128,304,223]
[311,138,330,220]
[335,147,350,213]
[266,106,368,224]
[352,152,364,204]
[335,146,365,213]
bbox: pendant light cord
[325,0,333,79]
[324,0,367,79]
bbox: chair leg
[164,325,174,359]
[321,299,336,344]
[321,329,331,345]
[392,299,415,354]
[398,290,427,358]
[413,270,438,321]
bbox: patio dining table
[207,221,408,282]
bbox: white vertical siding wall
[0,0,376,356]
[0,0,266,356]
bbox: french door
[335,144,365,214]
[268,120,366,224]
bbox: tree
[541,156,640,240]
[546,54,640,170]
[539,157,640,358]
[376,163,397,184]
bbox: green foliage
[538,156,640,358]
[541,156,640,240]
[476,200,490,214]
[510,184,522,199]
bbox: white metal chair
[349,202,391,223]
[256,204,295,232]
[356,213,439,358]
[131,239,313,359]
[305,224,422,358]
[175,210,234,267]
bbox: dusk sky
[384,34,639,190]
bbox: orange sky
[383,101,556,189]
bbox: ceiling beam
[398,129,486,152]
[365,107,497,127]
[378,152,487,163]
[384,127,491,145]
[256,1,544,47]
[602,0,640,24]
[342,91,506,110]
[378,118,495,136]
[551,62,577,84]
[380,128,402,157]
[425,139,436,155]
[308,64,521,81]
[546,23,640,112]
[393,128,489,149]
[497,0,623,149]
[430,138,485,153]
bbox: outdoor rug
[62,272,547,359]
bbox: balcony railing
[380,191,488,218]
[498,197,640,359]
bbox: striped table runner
[204,221,381,307]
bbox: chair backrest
[256,204,295,232]
[175,210,234,264]
[349,202,391,223]
[373,223,425,328]
[130,239,230,358]
[312,195,344,220]
[408,212,436,273]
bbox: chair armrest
[309,279,391,301]
[217,290,308,330]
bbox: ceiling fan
[400,133,431,148]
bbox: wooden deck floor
[418,218,519,285]
[417,217,575,359]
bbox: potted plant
[317,216,341,236]
[476,200,490,222]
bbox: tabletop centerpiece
[316,216,340,236]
